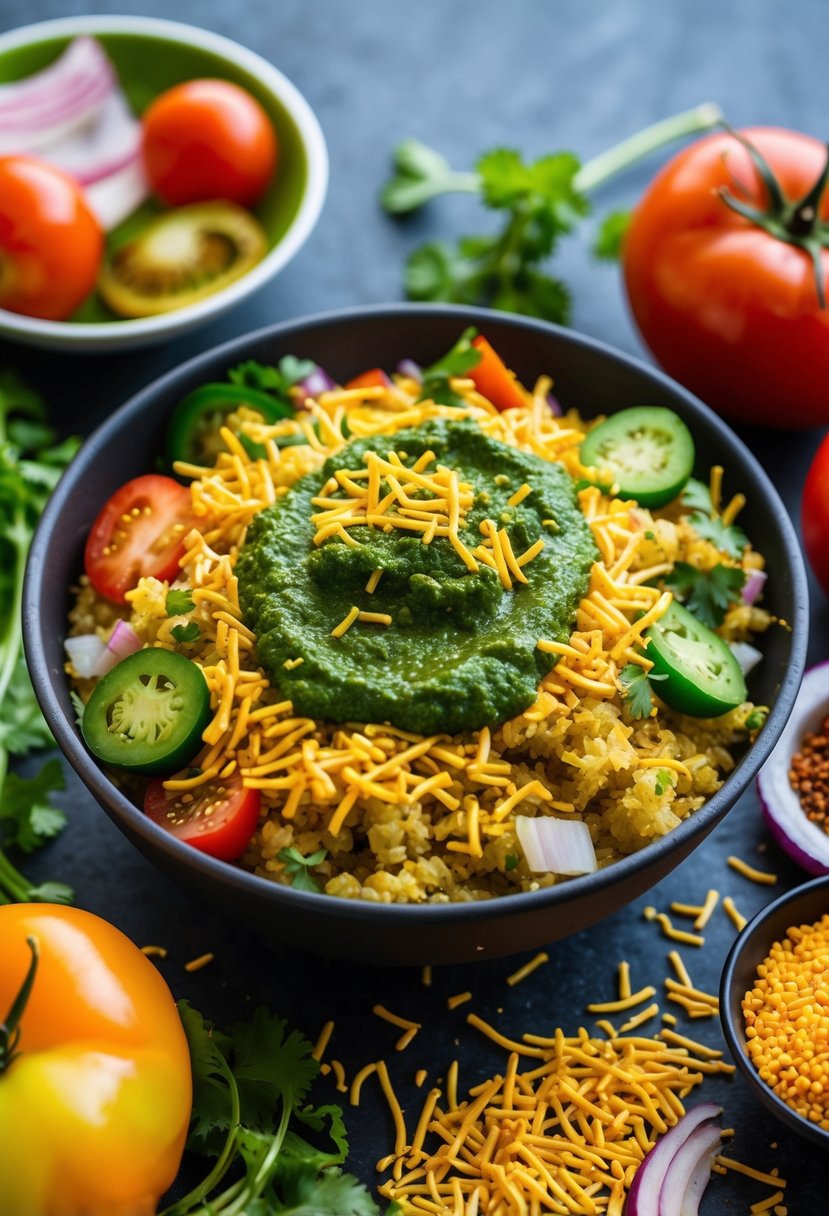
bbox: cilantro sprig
[618,664,668,720]
[417,327,482,407]
[681,478,748,559]
[163,1003,379,1216]
[228,356,318,412]
[664,561,746,629]
[381,104,723,321]
[0,374,77,906]
[277,846,328,893]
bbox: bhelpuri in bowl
[24,305,808,963]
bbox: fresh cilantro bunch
[384,142,587,323]
[0,374,78,906]
[381,104,724,321]
[164,1003,380,1216]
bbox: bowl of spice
[720,874,829,1148]
[757,662,829,874]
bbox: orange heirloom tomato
[623,127,829,428]
[0,904,192,1216]
[0,156,103,320]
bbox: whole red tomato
[142,78,277,207]
[624,127,829,428]
[0,156,103,320]
[803,433,829,597]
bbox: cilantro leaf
[166,588,195,616]
[0,655,54,755]
[70,690,86,729]
[171,622,201,644]
[681,478,714,514]
[654,768,675,797]
[417,328,482,407]
[231,1008,319,1131]
[594,210,631,260]
[277,846,329,893]
[227,356,317,413]
[664,561,746,628]
[0,758,66,853]
[689,511,748,559]
[619,663,666,719]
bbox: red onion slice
[86,155,149,231]
[676,1124,724,1216]
[546,392,564,417]
[0,38,115,144]
[626,1103,721,1216]
[64,634,106,678]
[515,815,597,875]
[757,661,829,875]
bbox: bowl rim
[719,874,829,1147]
[0,14,328,347]
[24,302,811,927]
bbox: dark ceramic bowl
[24,304,809,964]
[720,876,829,1149]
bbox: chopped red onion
[297,367,337,398]
[742,568,767,605]
[729,641,763,676]
[757,661,829,875]
[546,392,564,417]
[396,359,423,382]
[64,633,105,678]
[515,814,597,876]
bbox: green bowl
[0,16,328,351]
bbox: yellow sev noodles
[69,369,769,902]
[372,1019,735,1215]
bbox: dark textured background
[5,0,829,1209]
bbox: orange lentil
[742,913,829,1130]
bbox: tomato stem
[573,102,725,193]
[718,130,829,308]
[0,935,38,1074]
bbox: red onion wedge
[0,37,147,230]
[757,661,829,875]
[742,568,767,605]
[515,814,597,875]
[396,358,423,382]
[93,619,142,676]
[626,1103,721,1216]
[730,641,763,676]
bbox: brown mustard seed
[789,713,829,832]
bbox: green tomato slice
[645,600,747,718]
[82,649,211,775]
[580,406,695,508]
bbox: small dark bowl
[720,876,829,1149]
[24,304,809,964]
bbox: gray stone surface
[4,0,829,1208]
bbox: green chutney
[236,419,597,734]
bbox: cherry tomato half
[144,773,261,861]
[142,79,277,208]
[0,156,103,320]
[623,127,829,428]
[803,432,829,599]
[84,475,194,604]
